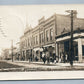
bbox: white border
[0,71,84,80]
[0,4,84,80]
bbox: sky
[0,4,84,54]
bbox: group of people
[40,52,56,64]
[33,51,69,64]
[40,52,69,64]
[59,52,69,63]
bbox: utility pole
[11,40,13,62]
[70,10,74,66]
[66,10,77,66]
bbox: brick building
[20,12,84,62]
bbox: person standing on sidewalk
[63,52,66,63]
[42,52,46,64]
[46,52,50,64]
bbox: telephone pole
[66,10,77,66]
[70,10,74,66]
[11,40,13,62]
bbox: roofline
[56,29,84,39]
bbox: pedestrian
[47,57,49,64]
[43,55,46,64]
[65,53,68,62]
[63,52,66,63]
[42,52,46,64]
[46,52,50,64]
[61,52,63,62]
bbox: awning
[39,48,43,52]
[33,48,40,52]
[43,44,55,47]
[56,33,84,42]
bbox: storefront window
[64,41,69,52]
[82,45,84,59]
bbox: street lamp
[66,10,77,66]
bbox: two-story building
[20,12,84,62]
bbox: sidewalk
[13,60,84,67]
[4,60,84,71]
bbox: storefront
[33,48,40,61]
[21,50,25,61]
[55,29,84,62]
[33,45,55,61]
[43,43,56,61]
[26,49,32,61]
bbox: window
[36,36,38,44]
[26,39,27,47]
[42,33,44,42]
[22,42,23,48]
[40,33,44,44]
[31,37,32,46]
[23,42,24,48]
[34,37,35,45]
[24,40,26,47]
[29,38,31,46]
[27,40,28,47]
[50,29,53,40]
[40,34,41,43]
[46,30,49,41]
[28,38,30,46]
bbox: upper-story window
[36,36,38,44]
[40,34,41,43]
[34,37,35,45]
[27,39,28,47]
[46,30,49,42]
[50,28,53,40]
[40,33,44,44]
[28,38,30,46]
[31,37,32,46]
[30,37,32,46]
[26,39,27,47]
[24,40,26,48]
[42,33,44,42]
[21,42,24,49]
[23,41,25,48]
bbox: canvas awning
[56,33,84,42]
[33,48,40,52]
[43,44,55,48]
[39,48,43,52]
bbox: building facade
[20,13,84,62]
